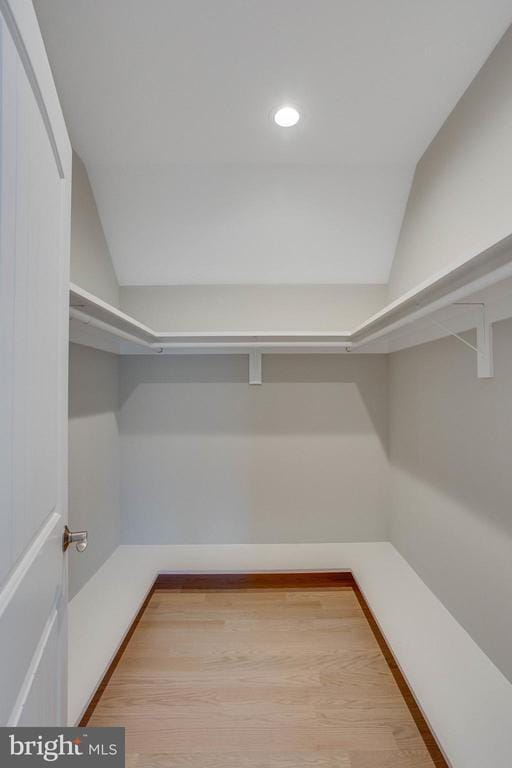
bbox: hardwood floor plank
[104,724,399,753]
[348,750,437,768]
[129,754,351,768]
[95,683,413,711]
[87,587,439,767]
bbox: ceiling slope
[35,0,512,284]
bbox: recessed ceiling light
[274,106,300,127]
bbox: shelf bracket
[429,303,494,379]
[475,305,494,379]
[249,351,262,385]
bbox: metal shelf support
[429,303,494,379]
[476,305,494,379]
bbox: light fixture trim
[273,105,300,127]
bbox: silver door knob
[63,525,88,552]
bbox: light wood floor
[88,587,437,767]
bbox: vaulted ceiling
[35,0,512,285]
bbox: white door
[0,0,71,726]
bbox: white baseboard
[69,542,512,767]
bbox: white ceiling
[34,0,512,285]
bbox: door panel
[13,37,61,558]
[0,0,71,726]
[0,5,17,585]
[0,513,63,724]
[16,606,63,726]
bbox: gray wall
[388,317,512,682]
[388,25,512,301]
[71,153,119,307]
[68,344,121,598]
[68,153,122,598]
[120,354,389,544]
[120,284,387,332]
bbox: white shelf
[70,284,155,343]
[352,232,512,347]
[69,283,353,353]
[69,233,512,357]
